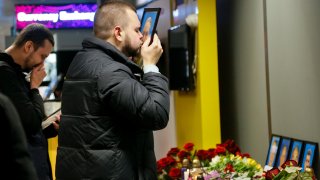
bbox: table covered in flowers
[157,140,316,180]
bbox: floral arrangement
[262,160,316,180]
[157,140,317,180]
[201,139,263,179]
[157,142,206,179]
[205,153,263,179]
[157,139,263,180]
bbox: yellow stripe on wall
[48,137,57,180]
[174,0,221,149]
[198,0,221,148]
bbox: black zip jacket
[56,37,170,180]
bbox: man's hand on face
[30,63,46,89]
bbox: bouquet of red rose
[157,142,199,179]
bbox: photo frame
[42,99,61,129]
[275,137,291,167]
[42,108,61,130]
[288,139,304,164]
[265,135,281,167]
[301,142,317,171]
[140,8,161,44]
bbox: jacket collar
[0,52,23,72]
[82,37,143,74]
[0,52,28,82]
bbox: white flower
[210,155,221,165]
[285,166,302,173]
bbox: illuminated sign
[15,4,97,30]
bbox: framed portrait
[301,142,317,171]
[288,139,304,164]
[265,135,281,167]
[140,8,161,43]
[275,137,291,167]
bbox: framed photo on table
[265,135,281,167]
[301,142,317,171]
[140,8,161,44]
[288,139,304,164]
[275,137,291,167]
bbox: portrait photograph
[140,8,161,42]
[288,140,303,164]
[265,135,281,167]
[275,137,291,168]
[301,142,317,171]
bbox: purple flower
[204,170,220,180]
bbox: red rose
[157,158,167,173]
[265,167,280,180]
[177,150,190,160]
[168,167,181,179]
[207,148,217,159]
[215,146,227,155]
[281,160,298,169]
[166,156,177,166]
[223,139,241,154]
[157,157,170,169]
[224,163,235,173]
[225,139,234,146]
[156,163,163,173]
[236,152,251,158]
[183,142,194,151]
[228,146,241,154]
[167,147,180,156]
[207,148,215,152]
[242,153,250,158]
[196,150,208,161]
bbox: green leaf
[282,172,298,180]
[273,170,288,180]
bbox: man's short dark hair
[94,0,136,39]
[14,23,54,50]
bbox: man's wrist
[30,88,40,95]
[143,64,160,73]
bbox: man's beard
[24,55,34,72]
[122,38,140,58]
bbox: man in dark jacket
[0,23,59,180]
[0,92,38,180]
[56,1,170,179]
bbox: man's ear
[24,41,34,54]
[114,26,124,42]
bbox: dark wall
[216,0,237,144]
